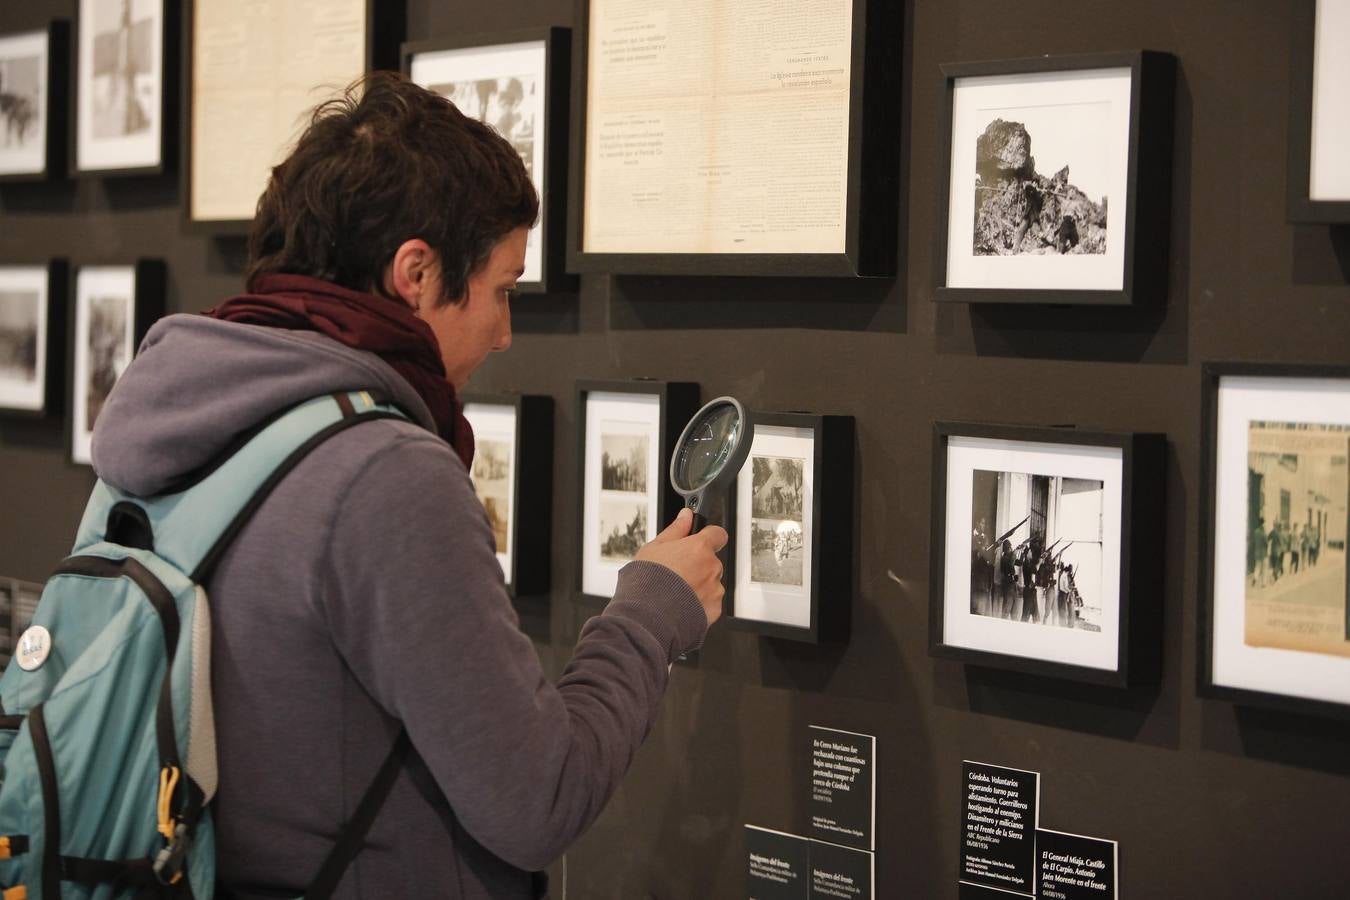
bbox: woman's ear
[383,239,436,311]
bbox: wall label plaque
[1035,828,1118,900]
[807,725,875,852]
[809,839,874,900]
[960,760,1041,896]
[746,825,810,900]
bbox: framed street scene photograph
[1287,0,1350,222]
[567,0,900,277]
[405,27,573,292]
[185,0,401,231]
[1201,363,1350,716]
[729,412,854,643]
[577,379,698,603]
[76,0,174,175]
[934,51,1175,306]
[462,392,553,597]
[930,422,1164,685]
[68,260,163,465]
[0,22,68,180]
[0,262,66,419]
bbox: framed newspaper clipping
[1200,363,1350,717]
[0,261,67,420]
[0,22,69,182]
[182,0,404,233]
[567,0,901,278]
[1287,0,1350,223]
[405,28,575,294]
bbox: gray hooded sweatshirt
[91,314,708,899]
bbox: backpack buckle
[152,821,191,885]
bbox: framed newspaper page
[930,422,1165,686]
[404,28,575,294]
[1200,363,1350,717]
[1287,0,1350,223]
[0,22,69,182]
[182,0,404,233]
[0,261,67,420]
[567,0,901,278]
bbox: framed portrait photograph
[68,260,164,465]
[1287,0,1350,222]
[75,0,176,176]
[0,262,66,419]
[405,27,574,293]
[1200,363,1350,716]
[577,379,698,603]
[184,0,403,232]
[728,412,854,643]
[930,422,1165,686]
[462,392,554,597]
[566,0,901,278]
[934,51,1175,306]
[0,22,68,181]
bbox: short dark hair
[246,71,538,306]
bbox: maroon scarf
[203,274,474,468]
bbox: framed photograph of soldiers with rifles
[1200,363,1350,717]
[930,422,1165,686]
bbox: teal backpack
[0,391,411,900]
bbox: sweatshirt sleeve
[320,432,707,871]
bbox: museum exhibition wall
[2,0,1350,897]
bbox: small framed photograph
[405,27,574,293]
[934,51,1175,306]
[75,0,176,176]
[577,379,698,603]
[0,22,69,181]
[0,262,66,419]
[1287,0,1350,222]
[462,392,554,597]
[930,422,1165,686]
[1200,363,1350,716]
[68,260,164,465]
[728,412,854,643]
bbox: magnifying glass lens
[675,403,741,492]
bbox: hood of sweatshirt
[91,314,436,497]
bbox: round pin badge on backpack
[16,625,51,672]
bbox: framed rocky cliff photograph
[1287,0,1350,223]
[0,22,68,181]
[0,262,66,419]
[934,51,1175,306]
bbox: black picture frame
[929,421,1165,687]
[1286,1,1350,223]
[565,0,901,278]
[1198,362,1350,718]
[933,50,1175,306]
[0,21,69,183]
[726,411,854,644]
[66,258,165,466]
[461,391,554,598]
[403,27,575,294]
[575,378,699,605]
[73,0,179,178]
[181,0,404,234]
[0,260,67,420]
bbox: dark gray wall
[3,2,1350,898]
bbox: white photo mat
[0,29,51,176]
[409,39,548,285]
[946,67,1132,291]
[463,401,518,584]
[1311,0,1350,200]
[1211,374,1350,706]
[735,424,815,629]
[943,435,1123,671]
[77,0,163,172]
[582,391,660,598]
[0,266,50,412]
[71,266,136,465]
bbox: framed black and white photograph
[1200,363,1350,716]
[75,0,174,175]
[0,22,68,180]
[934,51,1175,306]
[930,422,1164,685]
[69,260,163,465]
[462,392,553,597]
[729,412,854,643]
[0,262,66,419]
[1287,0,1350,222]
[577,379,698,603]
[405,27,573,292]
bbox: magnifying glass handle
[690,511,708,534]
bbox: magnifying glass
[670,397,753,533]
